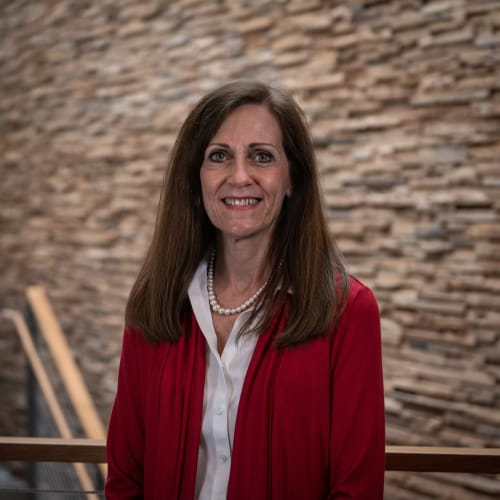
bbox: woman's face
[200,104,292,247]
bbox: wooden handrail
[1,311,100,500]
[385,445,500,473]
[0,437,105,464]
[25,286,107,479]
[2,437,500,473]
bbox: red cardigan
[106,277,385,499]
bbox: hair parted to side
[126,80,349,347]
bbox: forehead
[211,104,283,144]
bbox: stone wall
[1,0,499,497]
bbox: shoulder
[344,275,379,315]
[122,314,201,356]
[121,326,173,362]
[119,327,153,370]
[333,275,380,341]
[329,276,382,363]
[123,326,151,348]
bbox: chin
[219,225,273,243]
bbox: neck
[214,237,270,293]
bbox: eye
[253,150,274,163]
[208,150,227,162]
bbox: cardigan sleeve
[328,282,385,499]
[105,328,146,499]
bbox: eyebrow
[207,142,279,149]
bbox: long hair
[126,80,349,346]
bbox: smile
[223,197,261,206]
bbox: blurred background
[1,0,499,497]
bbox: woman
[106,80,385,499]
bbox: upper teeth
[224,198,259,206]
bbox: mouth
[222,197,261,207]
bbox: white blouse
[188,259,259,500]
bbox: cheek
[201,191,214,213]
[200,181,220,218]
[200,169,208,195]
[200,171,215,200]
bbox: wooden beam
[1,311,104,499]
[386,445,500,473]
[0,437,106,463]
[2,438,500,473]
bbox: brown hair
[126,80,349,347]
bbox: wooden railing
[1,285,107,499]
[25,285,108,466]
[1,436,500,473]
[1,309,101,500]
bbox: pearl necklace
[207,250,268,316]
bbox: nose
[228,154,252,186]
